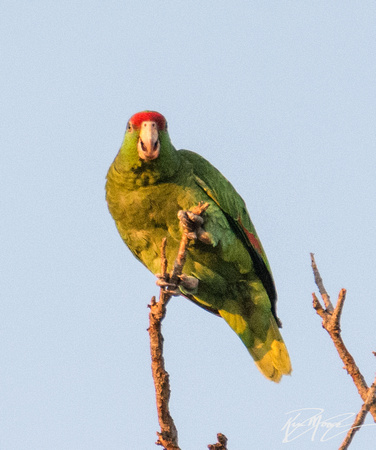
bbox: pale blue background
[1,1,376,449]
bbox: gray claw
[156,279,176,288]
[186,211,204,225]
[155,272,199,294]
[178,274,199,291]
[196,229,211,245]
[167,289,181,296]
[155,273,176,288]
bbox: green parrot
[106,111,291,382]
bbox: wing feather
[179,149,281,326]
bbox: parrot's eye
[127,122,133,132]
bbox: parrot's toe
[178,210,202,239]
[178,274,199,291]
[155,272,175,288]
[155,273,181,296]
[155,272,199,295]
[178,210,204,229]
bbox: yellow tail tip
[254,340,292,383]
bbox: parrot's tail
[250,317,292,382]
[219,308,292,383]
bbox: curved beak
[137,121,160,161]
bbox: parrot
[106,110,292,382]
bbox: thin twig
[311,256,375,418]
[208,433,228,449]
[339,378,376,450]
[311,254,376,449]
[310,253,334,312]
[338,405,368,450]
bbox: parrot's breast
[106,162,256,312]
[107,176,203,273]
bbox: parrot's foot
[155,272,180,295]
[178,210,211,244]
[156,272,199,295]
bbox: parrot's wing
[179,149,280,325]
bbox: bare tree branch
[149,202,218,450]
[310,254,376,449]
[149,274,179,450]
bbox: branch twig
[339,378,376,449]
[207,433,228,449]
[310,253,334,312]
[310,253,376,449]
[148,203,210,449]
[148,237,179,449]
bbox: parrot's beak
[138,121,160,161]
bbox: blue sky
[1,1,376,449]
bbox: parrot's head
[117,111,177,183]
[126,111,168,162]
